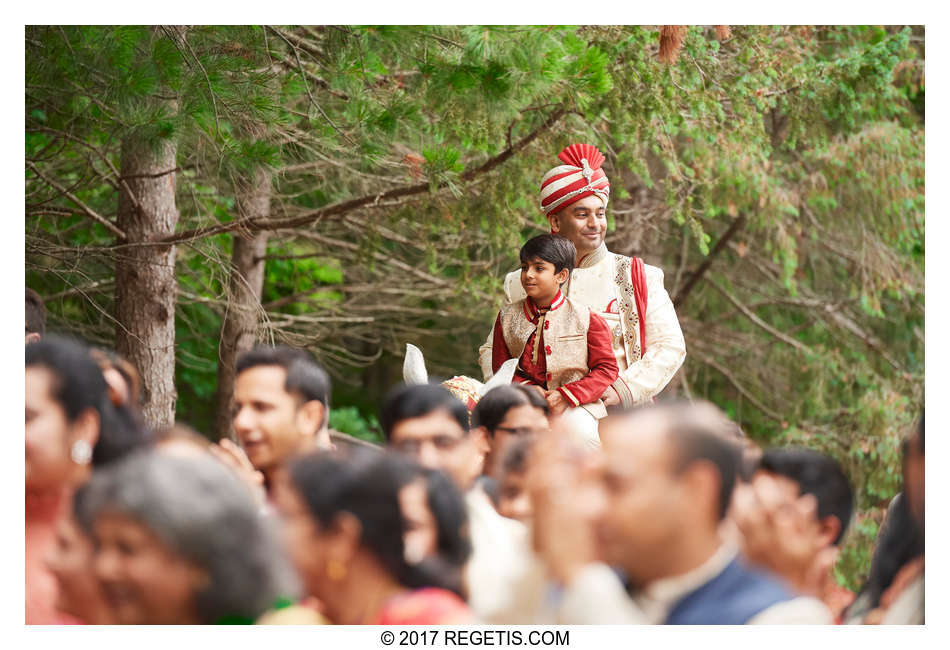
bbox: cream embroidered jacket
[478,243,687,407]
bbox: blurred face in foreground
[399,479,438,564]
[497,468,531,524]
[232,365,322,475]
[25,366,96,492]
[904,431,925,526]
[389,410,487,490]
[272,474,331,599]
[595,412,690,587]
[44,513,111,623]
[485,404,548,478]
[93,512,207,624]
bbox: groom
[479,143,686,411]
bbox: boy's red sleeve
[557,311,620,407]
[491,312,512,375]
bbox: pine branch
[692,351,785,422]
[267,26,355,145]
[102,107,566,248]
[707,278,812,355]
[26,161,127,240]
[673,213,746,308]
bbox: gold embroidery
[613,254,642,362]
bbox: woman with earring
[273,450,473,624]
[26,336,144,623]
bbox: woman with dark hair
[26,336,146,624]
[397,463,472,599]
[273,450,473,624]
[75,450,299,624]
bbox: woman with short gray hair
[75,450,299,624]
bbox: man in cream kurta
[479,143,686,412]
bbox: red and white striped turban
[539,143,610,216]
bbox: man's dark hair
[759,447,854,545]
[236,345,331,426]
[380,383,469,441]
[471,385,548,437]
[26,288,46,337]
[654,402,742,521]
[519,234,576,276]
[26,336,145,466]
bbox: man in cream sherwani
[479,143,686,444]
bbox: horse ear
[479,358,518,396]
[403,343,428,385]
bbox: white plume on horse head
[402,343,517,398]
[478,358,518,396]
[403,343,429,386]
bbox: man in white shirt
[528,401,833,624]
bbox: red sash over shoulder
[631,256,648,356]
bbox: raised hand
[210,438,267,505]
[524,417,604,584]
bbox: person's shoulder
[609,252,666,282]
[378,588,474,625]
[504,269,526,301]
[749,596,834,624]
[643,262,664,277]
[563,295,591,314]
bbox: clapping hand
[524,417,604,584]
[209,438,267,505]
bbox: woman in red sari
[26,337,144,624]
[273,451,473,624]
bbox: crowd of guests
[25,289,924,625]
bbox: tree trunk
[114,136,180,428]
[214,168,271,440]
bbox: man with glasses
[471,385,550,479]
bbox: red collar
[523,290,565,322]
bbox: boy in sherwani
[489,234,618,448]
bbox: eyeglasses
[493,426,548,437]
[392,435,464,456]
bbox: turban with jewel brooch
[539,143,610,216]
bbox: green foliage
[329,406,383,443]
